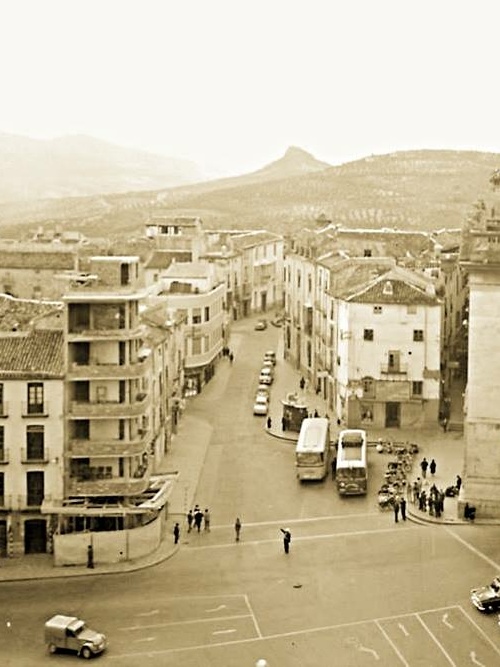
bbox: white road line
[442,613,454,629]
[206,604,227,613]
[110,605,466,660]
[188,525,419,549]
[136,610,160,617]
[375,620,410,666]
[416,613,456,665]
[470,650,486,666]
[244,593,263,639]
[133,637,156,643]
[120,613,251,631]
[208,513,382,529]
[213,629,237,636]
[457,606,500,658]
[444,527,500,570]
[397,622,409,637]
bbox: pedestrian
[299,376,305,390]
[229,352,234,363]
[400,497,407,521]
[194,507,203,532]
[87,543,94,569]
[186,509,193,532]
[280,527,291,554]
[419,490,427,512]
[442,416,448,432]
[313,409,319,418]
[420,457,429,478]
[234,517,241,541]
[173,522,180,544]
[429,459,436,476]
[393,496,400,523]
[281,416,287,432]
[267,416,272,430]
[456,474,462,493]
[203,508,211,532]
[331,456,337,480]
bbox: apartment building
[149,261,225,396]
[0,297,65,557]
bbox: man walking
[429,459,436,476]
[186,509,193,532]
[194,507,203,532]
[173,522,180,544]
[203,508,211,532]
[420,457,429,478]
[400,497,407,521]
[234,517,241,541]
[393,496,400,523]
[280,528,291,554]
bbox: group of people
[410,479,446,517]
[185,505,211,535]
[222,346,234,363]
[419,457,437,478]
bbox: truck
[44,614,107,659]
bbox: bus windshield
[295,418,330,481]
[336,429,368,495]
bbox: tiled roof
[231,231,282,250]
[145,250,192,269]
[163,262,211,279]
[0,249,76,270]
[0,329,64,377]
[341,267,439,305]
[0,295,64,332]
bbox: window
[26,471,44,506]
[26,425,44,460]
[204,306,210,322]
[27,382,44,414]
[192,308,202,324]
[364,329,374,341]
[362,378,375,398]
[0,382,3,415]
[192,337,202,355]
[0,425,4,460]
[297,271,301,288]
[364,249,372,257]
[373,306,382,314]
[412,381,423,396]
[0,472,4,505]
[413,329,424,342]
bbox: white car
[259,367,273,385]
[264,350,276,365]
[253,395,269,415]
[256,384,270,398]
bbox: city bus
[336,428,368,495]
[295,417,330,481]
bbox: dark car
[471,576,500,612]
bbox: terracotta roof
[0,295,64,332]
[0,329,64,378]
[0,249,76,270]
[231,231,282,250]
[341,266,439,305]
[145,250,192,269]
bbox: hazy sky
[2,0,499,176]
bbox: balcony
[69,394,151,418]
[68,431,152,457]
[21,402,49,418]
[66,465,151,497]
[380,363,408,375]
[67,356,151,380]
[67,327,144,342]
[21,447,50,464]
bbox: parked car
[45,614,107,658]
[253,395,269,416]
[256,384,270,398]
[264,350,276,365]
[471,576,500,612]
[259,367,274,385]
[261,359,274,370]
[255,319,267,331]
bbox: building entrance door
[24,519,47,554]
[385,402,400,427]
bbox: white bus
[336,429,368,495]
[295,418,330,481]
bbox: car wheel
[48,643,57,654]
[81,646,92,659]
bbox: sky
[1,0,499,177]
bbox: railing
[69,394,150,418]
[68,430,152,457]
[380,363,408,375]
[21,402,49,417]
[67,466,151,496]
[68,356,151,379]
[21,447,50,464]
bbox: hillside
[0,133,202,202]
[0,148,498,239]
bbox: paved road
[3,317,500,666]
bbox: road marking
[189,526,420,550]
[457,606,500,658]
[470,651,485,666]
[359,645,380,660]
[208,512,382,529]
[442,613,454,629]
[416,614,457,665]
[133,637,156,643]
[213,629,237,636]
[206,604,227,613]
[376,621,410,666]
[137,609,160,617]
[121,614,251,631]
[444,527,500,570]
[245,594,263,639]
[397,622,409,637]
